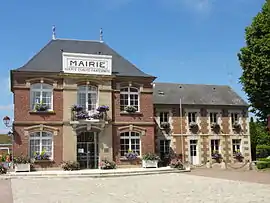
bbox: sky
[0,0,266,133]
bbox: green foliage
[256,145,270,158]
[250,120,270,146]
[256,158,270,169]
[61,161,80,171]
[238,0,270,121]
[142,152,160,161]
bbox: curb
[0,169,190,180]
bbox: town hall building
[10,36,251,169]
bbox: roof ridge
[56,38,102,43]
[154,82,230,87]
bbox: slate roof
[153,82,248,106]
[15,39,154,78]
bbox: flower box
[142,160,158,168]
[15,163,31,172]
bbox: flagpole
[180,98,184,162]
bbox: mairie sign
[62,52,112,75]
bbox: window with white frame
[159,112,169,124]
[29,131,53,159]
[77,85,98,114]
[210,112,218,123]
[211,139,220,155]
[160,140,170,157]
[231,113,239,125]
[120,132,140,156]
[120,87,139,112]
[188,112,196,123]
[30,83,53,110]
[232,139,241,153]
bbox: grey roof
[16,39,154,78]
[153,82,248,106]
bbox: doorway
[190,140,199,165]
[77,132,99,169]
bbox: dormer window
[231,113,239,125]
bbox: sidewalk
[0,166,190,179]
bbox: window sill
[34,159,54,163]
[120,111,143,116]
[119,157,141,161]
[29,111,55,115]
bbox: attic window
[158,90,165,95]
[179,85,182,88]
[98,52,102,55]
[213,87,216,90]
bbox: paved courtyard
[0,171,269,203]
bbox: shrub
[0,163,7,174]
[256,145,270,158]
[256,158,270,169]
[170,158,184,169]
[100,159,116,169]
[13,154,31,164]
[142,153,160,161]
[61,161,80,171]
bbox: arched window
[77,85,98,114]
[29,131,53,159]
[30,83,53,110]
[120,87,139,112]
[120,131,141,156]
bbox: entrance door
[190,140,199,165]
[77,132,99,169]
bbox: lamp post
[2,116,14,165]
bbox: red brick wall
[13,126,63,166]
[112,125,155,164]
[113,92,154,123]
[14,88,63,122]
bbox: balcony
[70,105,110,131]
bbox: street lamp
[2,116,14,166]
[3,116,11,127]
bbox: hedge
[256,145,270,158]
[256,158,270,169]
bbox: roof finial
[100,28,103,42]
[52,25,56,40]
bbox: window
[211,139,220,155]
[232,139,241,153]
[188,112,196,123]
[120,87,139,112]
[30,83,53,110]
[77,85,98,115]
[29,131,53,159]
[231,113,239,125]
[159,140,170,157]
[210,112,218,123]
[120,132,141,156]
[159,112,169,124]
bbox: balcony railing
[71,105,109,122]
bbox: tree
[238,0,270,122]
[249,117,270,160]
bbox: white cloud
[0,104,13,110]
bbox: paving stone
[11,173,270,203]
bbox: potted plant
[100,159,116,169]
[124,106,137,113]
[142,152,160,168]
[97,105,109,112]
[189,121,199,132]
[71,105,83,112]
[76,111,90,120]
[33,150,51,161]
[234,150,244,162]
[124,150,139,161]
[61,161,80,171]
[233,122,241,130]
[13,154,31,172]
[212,151,222,163]
[35,102,48,112]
